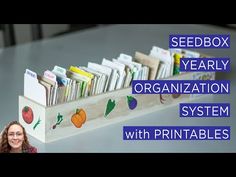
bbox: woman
[0,121,37,153]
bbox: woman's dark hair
[0,121,30,153]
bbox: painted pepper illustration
[127,96,137,110]
[71,109,86,128]
[22,106,34,124]
[104,99,116,117]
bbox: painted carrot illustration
[52,113,63,129]
[33,117,41,130]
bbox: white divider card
[114,58,136,80]
[24,69,47,106]
[169,48,182,54]
[113,59,133,88]
[150,46,174,79]
[64,74,77,101]
[87,62,112,93]
[52,65,72,104]
[52,65,72,86]
[111,59,126,89]
[43,70,58,105]
[157,63,166,79]
[102,58,119,91]
[141,66,149,80]
[117,53,133,62]
[117,53,143,80]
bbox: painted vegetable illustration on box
[71,109,86,128]
[104,99,116,117]
[33,117,41,130]
[22,106,34,124]
[172,94,181,99]
[127,96,137,110]
[160,94,165,104]
[160,94,181,104]
[52,113,63,129]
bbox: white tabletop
[0,24,235,152]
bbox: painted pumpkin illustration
[71,109,86,128]
[22,106,34,124]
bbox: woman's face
[7,124,24,150]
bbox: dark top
[22,146,37,153]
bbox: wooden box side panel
[19,96,46,143]
[45,88,160,142]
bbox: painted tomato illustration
[22,106,34,124]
